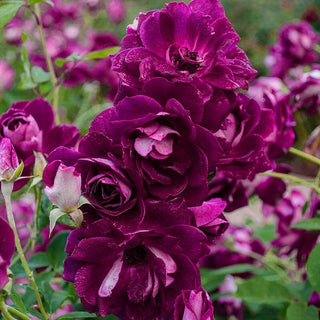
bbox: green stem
[32,187,42,249]
[33,3,60,125]
[1,182,48,320]
[7,307,32,320]
[0,295,16,320]
[260,171,320,195]
[289,147,320,166]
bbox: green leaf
[285,281,313,303]
[31,66,51,83]
[291,218,320,231]
[18,73,36,90]
[83,47,120,60]
[55,53,81,67]
[253,224,277,243]
[21,31,27,43]
[9,291,28,315]
[55,311,97,320]
[27,252,50,269]
[46,231,70,272]
[28,0,54,6]
[307,243,320,293]
[105,315,121,320]
[49,208,67,236]
[286,302,318,320]
[0,2,24,28]
[50,291,70,313]
[306,306,319,319]
[201,264,261,278]
[236,277,293,304]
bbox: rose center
[124,245,148,266]
[169,46,203,74]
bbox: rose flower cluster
[0,0,277,319]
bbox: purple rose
[0,98,80,189]
[288,68,320,115]
[43,160,81,212]
[214,93,273,179]
[174,288,214,320]
[189,198,228,240]
[47,132,146,233]
[112,0,257,93]
[0,217,15,290]
[266,21,319,79]
[63,211,208,319]
[255,164,290,206]
[207,171,248,212]
[90,95,219,205]
[249,77,295,159]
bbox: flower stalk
[1,182,48,320]
[260,171,320,194]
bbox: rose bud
[174,288,215,320]
[43,160,81,213]
[0,138,23,182]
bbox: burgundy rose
[0,98,80,189]
[288,68,320,115]
[174,288,214,320]
[47,133,146,233]
[63,211,208,319]
[207,171,248,212]
[189,198,229,240]
[90,95,219,205]
[249,77,295,159]
[112,0,257,93]
[266,21,319,79]
[214,93,273,179]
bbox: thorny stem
[32,3,60,124]
[2,182,48,320]
[260,171,320,195]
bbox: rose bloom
[288,68,320,115]
[112,0,257,96]
[266,21,319,79]
[214,93,273,179]
[63,206,209,319]
[47,132,146,233]
[249,78,295,159]
[0,98,80,190]
[89,94,220,205]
